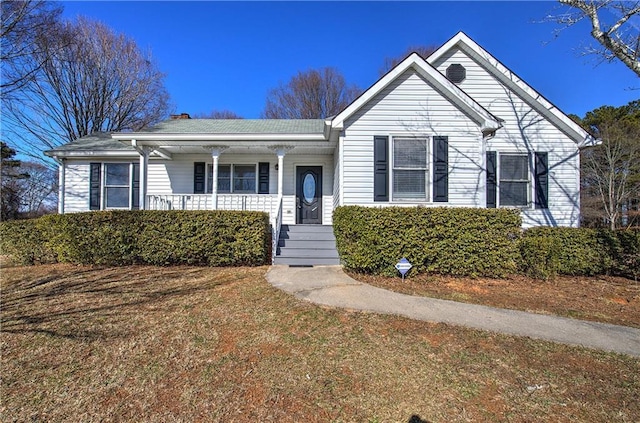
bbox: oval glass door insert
[303,173,315,203]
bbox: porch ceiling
[120,139,337,156]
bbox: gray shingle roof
[144,119,325,134]
[45,119,327,155]
[44,132,134,154]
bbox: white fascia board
[579,136,601,149]
[330,52,501,133]
[44,150,139,158]
[112,133,327,141]
[44,149,171,159]
[428,32,591,145]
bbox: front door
[296,166,322,224]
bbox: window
[105,163,130,208]
[93,163,139,209]
[234,165,256,193]
[207,164,231,193]
[393,137,428,200]
[205,164,255,193]
[499,154,529,207]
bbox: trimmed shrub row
[333,206,640,280]
[333,206,522,278]
[0,210,270,266]
[520,226,639,280]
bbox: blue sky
[62,1,638,119]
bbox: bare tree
[1,141,57,220]
[3,16,171,159]
[14,161,57,218]
[193,110,243,119]
[0,0,62,97]
[1,142,28,220]
[550,1,640,77]
[379,45,438,75]
[263,67,361,119]
[580,101,640,229]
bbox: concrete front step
[278,239,337,249]
[279,232,337,241]
[277,248,339,258]
[273,257,341,266]
[275,224,340,266]
[280,224,334,233]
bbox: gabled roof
[427,31,595,147]
[330,52,502,135]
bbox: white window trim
[497,152,532,209]
[102,162,137,210]
[390,135,430,202]
[206,163,258,194]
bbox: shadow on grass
[408,415,431,423]
[1,266,239,340]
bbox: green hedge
[519,227,639,280]
[333,206,522,277]
[0,210,270,266]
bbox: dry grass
[348,272,640,329]
[1,263,639,422]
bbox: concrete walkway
[266,265,640,357]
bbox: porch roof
[45,119,333,158]
[44,132,139,158]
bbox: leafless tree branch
[553,0,640,76]
[2,16,171,160]
[262,68,361,119]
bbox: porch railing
[147,194,212,211]
[271,197,283,264]
[147,194,279,216]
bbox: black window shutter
[373,136,389,201]
[89,162,101,210]
[433,136,449,202]
[258,162,269,194]
[486,152,497,208]
[194,162,205,194]
[132,163,140,210]
[535,152,549,209]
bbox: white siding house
[46,31,594,231]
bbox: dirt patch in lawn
[348,272,640,328]
[2,264,639,422]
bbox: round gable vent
[446,63,466,84]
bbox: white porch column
[139,146,150,210]
[209,147,227,210]
[277,150,285,200]
[270,146,292,200]
[57,158,65,214]
[211,150,220,210]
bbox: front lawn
[1,264,639,422]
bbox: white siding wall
[61,153,334,223]
[432,49,580,227]
[332,144,341,210]
[342,68,485,208]
[64,161,90,213]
